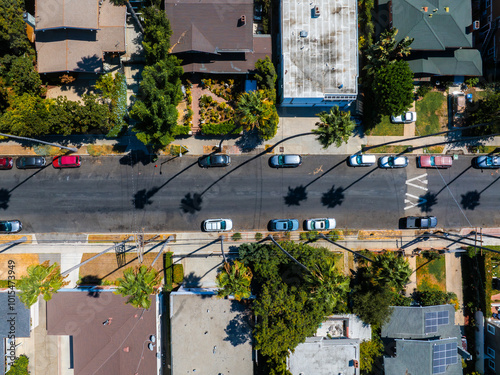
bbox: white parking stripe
[405,173,428,191]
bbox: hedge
[164,252,173,291]
[201,120,242,135]
[173,263,184,284]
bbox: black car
[16,156,46,169]
[198,154,231,168]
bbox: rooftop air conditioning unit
[473,20,480,30]
[299,30,308,37]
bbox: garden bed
[416,254,446,292]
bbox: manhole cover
[279,147,284,152]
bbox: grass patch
[415,91,446,135]
[366,116,404,136]
[423,146,445,154]
[87,144,127,156]
[468,145,499,154]
[331,252,344,273]
[33,145,66,156]
[472,90,489,101]
[416,255,446,291]
[362,145,411,154]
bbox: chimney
[353,359,359,368]
[240,15,246,25]
[473,20,480,30]
[422,6,428,12]
[444,7,449,12]
[314,6,320,17]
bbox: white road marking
[404,193,427,210]
[405,173,428,191]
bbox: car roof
[393,156,407,165]
[360,154,376,162]
[283,155,301,163]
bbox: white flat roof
[281,0,358,100]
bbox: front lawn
[415,91,447,135]
[366,115,404,136]
[416,254,446,291]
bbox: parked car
[417,155,453,168]
[0,157,13,170]
[269,154,302,168]
[203,219,233,232]
[391,111,417,123]
[0,220,22,233]
[198,154,231,168]
[473,155,500,169]
[15,156,46,169]
[378,155,409,168]
[403,216,437,229]
[305,218,336,231]
[53,155,81,168]
[348,154,376,167]
[269,219,299,232]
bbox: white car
[203,219,233,232]
[348,154,376,167]
[305,218,336,231]
[390,111,417,123]
[378,155,409,168]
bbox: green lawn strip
[423,146,445,154]
[472,90,489,101]
[416,255,446,292]
[415,91,446,135]
[469,145,499,154]
[363,145,411,153]
[366,116,404,136]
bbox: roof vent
[299,30,308,37]
[473,20,480,30]
[433,8,438,12]
[429,14,433,18]
[314,5,320,17]
[444,7,449,12]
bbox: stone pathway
[445,252,465,325]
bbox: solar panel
[425,311,450,334]
[432,342,458,374]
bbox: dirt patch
[88,234,174,244]
[0,254,39,279]
[78,252,166,282]
[358,230,402,240]
[0,235,33,244]
[437,93,449,131]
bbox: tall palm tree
[312,106,356,149]
[304,257,350,314]
[115,265,161,309]
[216,260,253,301]
[17,261,69,308]
[370,252,412,291]
[235,90,275,131]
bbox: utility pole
[151,236,174,268]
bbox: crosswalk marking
[405,173,428,191]
[404,193,427,210]
[404,173,428,210]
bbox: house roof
[35,0,126,73]
[176,34,271,74]
[408,49,482,76]
[35,0,99,30]
[0,293,30,375]
[170,289,253,375]
[46,290,158,375]
[384,338,463,375]
[280,0,358,102]
[165,0,254,54]
[391,0,473,50]
[382,305,459,340]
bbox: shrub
[326,230,341,241]
[201,120,242,135]
[231,232,242,241]
[164,252,173,291]
[173,263,184,284]
[6,354,29,375]
[255,232,263,241]
[416,83,432,98]
[299,231,319,242]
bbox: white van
[348,154,376,167]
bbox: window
[488,324,496,335]
[489,359,496,370]
[487,347,496,359]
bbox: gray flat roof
[281,0,358,100]
[288,338,360,375]
[170,290,253,375]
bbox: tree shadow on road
[180,192,203,214]
[0,188,10,209]
[321,185,345,208]
[418,192,438,213]
[460,190,481,210]
[133,187,160,209]
[284,185,307,206]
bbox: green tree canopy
[115,265,161,309]
[313,106,357,148]
[216,260,253,301]
[466,91,500,137]
[8,54,43,96]
[351,285,394,328]
[372,60,414,116]
[17,261,69,308]
[235,90,278,140]
[360,336,384,374]
[416,290,458,309]
[0,0,34,60]
[254,56,277,102]
[142,6,172,65]
[369,251,412,291]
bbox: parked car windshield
[220,221,226,230]
[0,222,10,231]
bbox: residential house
[0,293,31,375]
[382,305,468,375]
[46,290,160,375]
[380,0,483,79]
[165,0,271,74]
[287,314,371,375]
[170,287,254,375]
[484,292,500,374]
[472,0,500,78]
[279,0,359,108]
[34,0,126,74]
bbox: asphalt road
[0,154,498,233]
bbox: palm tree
[216,260,253,301]
[312,106,356,149]
[304,257,350,314]
[370,252,412,291]
[236,90,273,129]
[115,265,161,309]
[17,261,69,308]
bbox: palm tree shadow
[321,185,345,208]
[224,309,253,347]
[418,192,438,213]
[180,192,203,214]
[284,185,307,206]
[133,187,160,209]
[0,188,10,209]
[460,190,481,210]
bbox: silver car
[348,154,376,167]
[378,155,409,168]
[269,154,302,168]
[0,220,22,233]
[203,219,233,232]
[305,218,336,231]
[391,111,417,123]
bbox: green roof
[392,0,473,50]
[408,49,482,76]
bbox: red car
[0,157,13,170]
[417,155,453,169]
[53,155,81,168]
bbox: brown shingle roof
[35,0,99,30]
[47,291,158,375]
[166,0,254,54]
